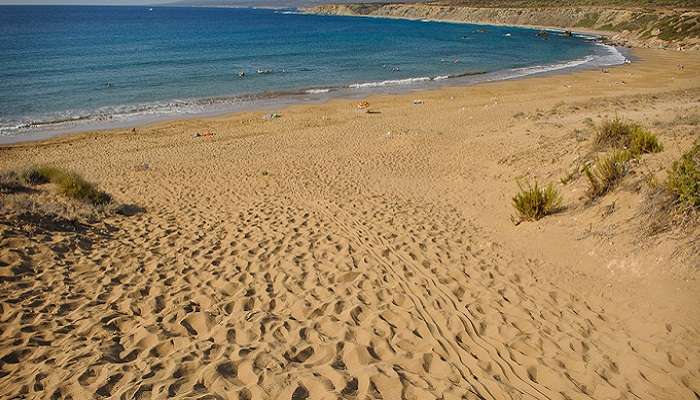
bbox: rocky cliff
[307,3,700,50]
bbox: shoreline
[0,15,625,146]
[0,50,625,147]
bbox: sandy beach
[1,48,699,399]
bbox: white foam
[305,88,331,94]
[510,55,595,77]
[489,43,626,83]
[576,33,600,40]
[594,42,628,66]
[0,122,30,135]
[349,76,431,89]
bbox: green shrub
[21,166,111,205]
[512,180,563,222]
[584,150,632,198]
[595,118,635,149]
[56,172,111,205]
[594,118,662,156]
[21,166,63,185]
[630,127,663,155]
[667,143,700,210]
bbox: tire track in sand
[307,196,557,400]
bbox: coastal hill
[167,0,424,8]
[307,1,700,50]
[424,0,700,7]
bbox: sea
[0,6,627,141]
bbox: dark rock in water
[564,30,573,37]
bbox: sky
[0,0,361,4]
[0,0,173,4]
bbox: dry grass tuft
[594,118,635,149]
[594,118,662,155]
[584,150,633,199]
[0,171,26,194]
[0,166,123,232]
[643,142,699,235]
[0,165,144,241]
[630,128,663,155]
[667,142,700,211]
[21,166,112,205]
[512,180,563,223]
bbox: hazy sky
[0,0,173,4]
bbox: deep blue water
[0,6,624,138]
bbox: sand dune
[1,48,699,399]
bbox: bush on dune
[21,166,112,206]
[584,150,632,199]
[644,142,699,235]
[584,119,662,201]
[630,128,663,155]
[21,166,64,185]
[667,142,700,211]
[595,118,635,149]
[595,118,662,156]
[512,180,563,222]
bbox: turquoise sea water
[0,6,626,140]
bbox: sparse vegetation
[594,118,636,149]
[581,119,663,200]
[670,113,700,127]
[594,118,662,155]
[0,171,25,194]
[21,165,63,185]
[584,150,633,199]
[512,180,563,222]
[434,1,700,8]
[20,166,112,205]
[560,169,577,185]
[630,128,663,155]
[643,142,699,235]
[0,166,134,233]
[666,142,700,210]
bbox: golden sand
[1,48,699,399]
